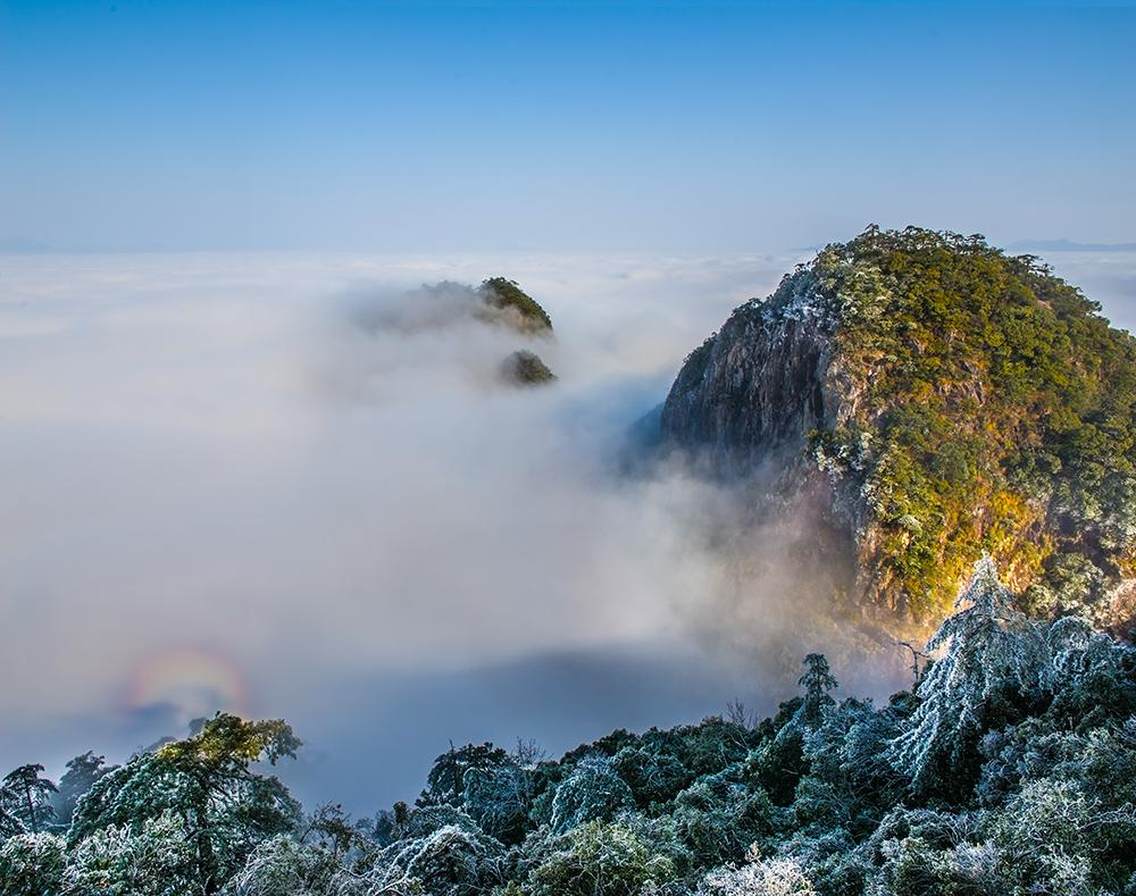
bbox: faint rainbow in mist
[125,647,250,721]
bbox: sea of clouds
[2,247,1133,810]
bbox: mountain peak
[661,225,1136,632]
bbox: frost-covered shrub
[64,810,196,895]
[988,777,1136,894]
[700,850,815,896]
[549,757,634,833]
[462,761,531,844]
[527,820,674,896]
[375,824,505,896]
[671,773,774,865]
[222,835,352,896]
[612,746,691,808]
[0,832,66,896]
[864,836,1003,896]
[398,804,480,840]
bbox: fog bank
[5,248,1134,809]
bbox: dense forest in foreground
[3,558,1135,895]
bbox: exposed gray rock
[661,270,841,474]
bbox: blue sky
[2,0,1134,251]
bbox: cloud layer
[5,248,1134,809]
[0,251,793,790]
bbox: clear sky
[2,0,1134,252]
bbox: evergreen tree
[797,654,839,727]
[0,765,56,834]
[70,713,302,893]
[50,752,112,830]
[886,556,1047,796]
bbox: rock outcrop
[500,350,556,386]
[662,272,841,473]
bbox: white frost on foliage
[549,756,635,833]
[64,810,196,896]
[701,847,816,896]
[223,835,352,896]
[886,556,1047,791]
[0,831,66,893]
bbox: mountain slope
[661,226,1136,629]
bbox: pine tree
[0,765,57,834]
[798,654,839,727]
[50,752,112,830]
[886,556,1047,795]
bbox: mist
[4,247,1135,813]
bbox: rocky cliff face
[660,226,1136,634]
[660,267,878,631]
[662,270,839,472]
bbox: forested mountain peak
[478,277,554,335]
[661,225,1136,631]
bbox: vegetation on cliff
[665,226,1136,626]
[500,350,557,386]
[478,278,554,334]
[3,561,1135,895]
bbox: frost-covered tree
[223,835,358,896]
[803,696,905,803]
[886,556,1048,795]
[748,656,840,809]
[0,831,66,896]
[612,745,691,808]
[1043,615,1136,725]
[863,835,1003,896]
[420,742,510,807]
[372,823,504,896]
[64,810,197,896]
[461,759,531,844]
[0,765,56,834]
[671,771,774,866]
[298,803,362,859]
[797,655,838,728]
[527,820,675,896]
[549,756,635,833]
[0,805,23,841]
[395,803,480,842]
[70,714,302,892]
